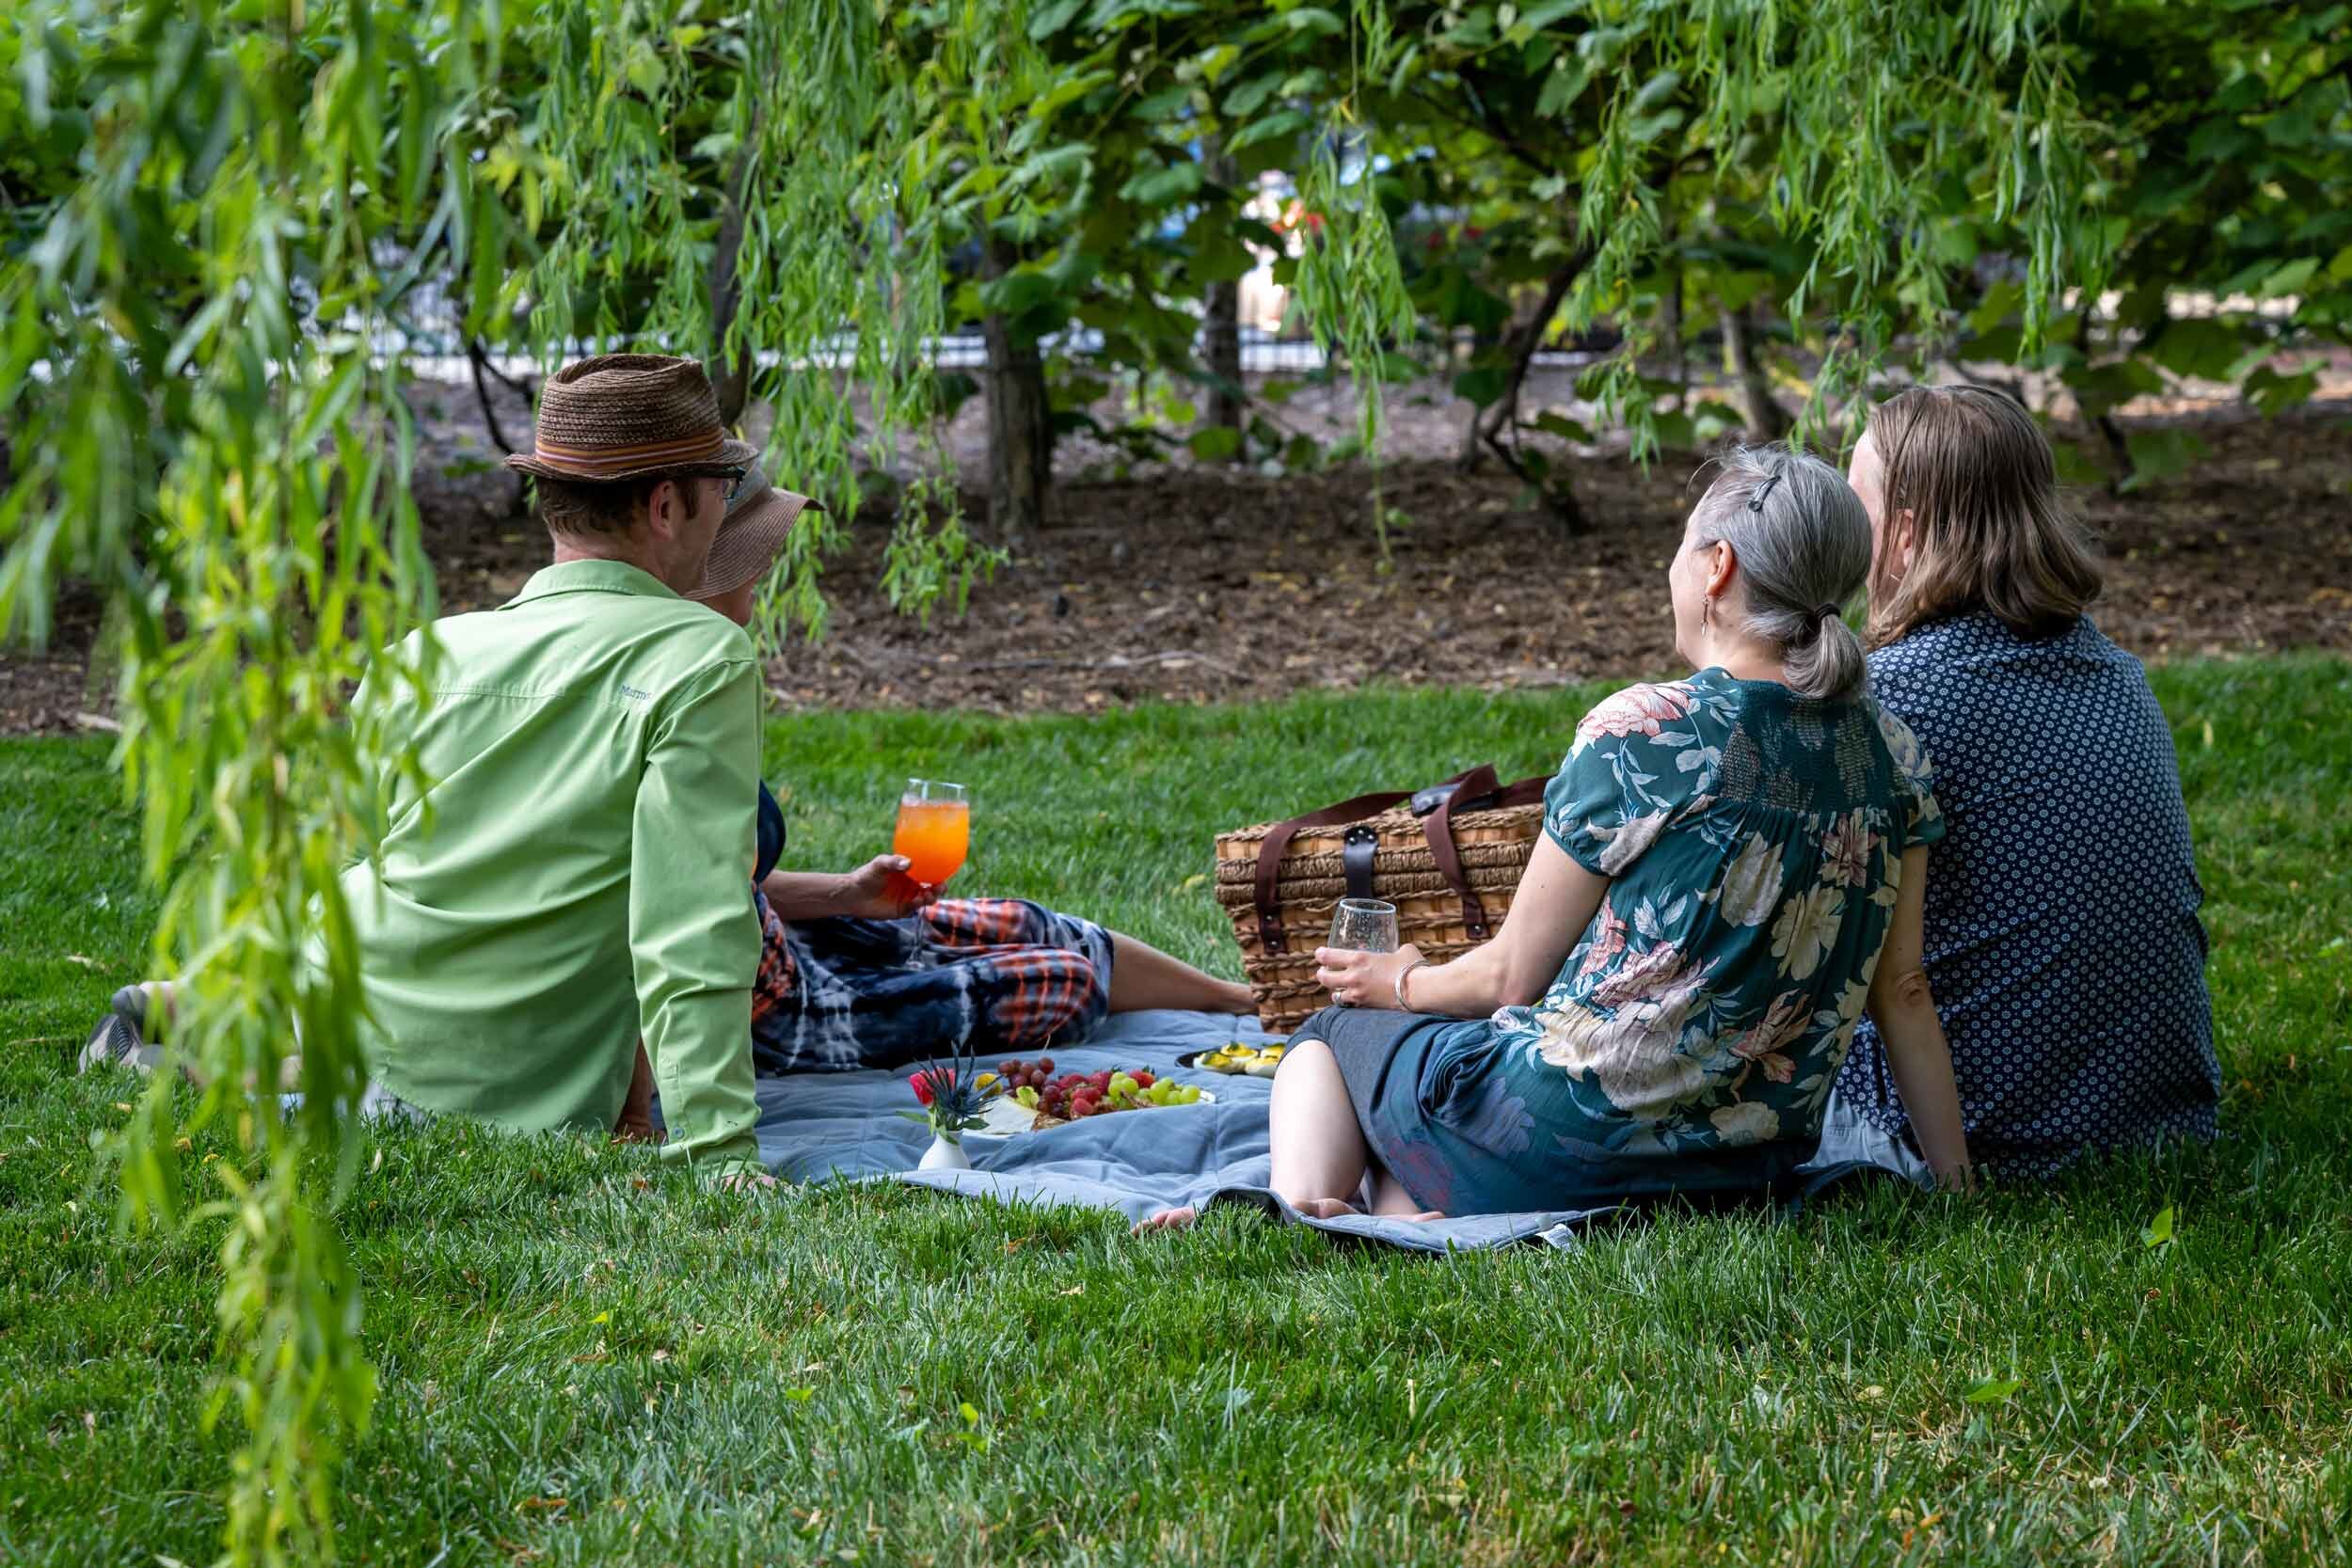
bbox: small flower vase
[918,1131,971,1172]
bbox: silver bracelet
[1393,958,1432,1011]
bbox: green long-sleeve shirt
[341,560,764,1177]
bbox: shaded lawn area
[1,658,2347,1565]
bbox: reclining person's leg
[1104,932,1254,1016]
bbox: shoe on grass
[79,985,163,1075]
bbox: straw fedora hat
[691,465,820,598]
[504,353,754,483]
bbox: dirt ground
[5,369,2348,734]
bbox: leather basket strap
[1253,766,1537,952]
[1422,767,1551,942]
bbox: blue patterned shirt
[1835,613,2219,1175]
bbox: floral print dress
[1336,670,1944,1215]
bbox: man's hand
[1314,942,1424,1008]
[836,855,939,920]
[717,1171,779,1193]
[612,1043,662,1144]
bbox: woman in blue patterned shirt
[1148,450,1975,1227]
[1833,386,2219,1178]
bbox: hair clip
[1748,469,1785,513]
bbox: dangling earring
[1699,594,1711,635]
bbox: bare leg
[1369,1170,1443,1222]
[1139,1045,1440,1232]
[1141,1037,1363,1232]
[1266,1038,1374,1213]
[1105,931,1254,1015]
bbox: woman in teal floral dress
[1157,448,1974,1225]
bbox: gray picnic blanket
[750,1007,1921,1253]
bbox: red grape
[1036,1057,1055,1075]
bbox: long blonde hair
[1863,386,2103,648]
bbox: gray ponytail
[1692,444,1872,702]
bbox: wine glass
[893,778,970,890]
[1327,897,1400,956]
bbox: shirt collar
[502,558,682,609]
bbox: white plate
[1177,1047,1287,1077]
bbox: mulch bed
[6,391,2348,736]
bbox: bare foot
[1134,1205,1199,1233]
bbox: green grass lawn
[2,660,2348,1566]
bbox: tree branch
[466,338,521,457]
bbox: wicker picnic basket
[1213,765,1549,1034]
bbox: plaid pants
[749,895,1114,1075]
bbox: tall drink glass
[893,779,971,889]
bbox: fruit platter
[974,1056,1214,1135]
[1176,1042,1287,1078]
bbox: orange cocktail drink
[893,780,970,888]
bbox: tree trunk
[1450,260,1588,532]
[1200,146,1244,457]
[1663,258,1687,413]
[1720,304,1790,442]
[465,335,532,517]
[1202,280,1243,452]
[707,138,755,429]
[1459,261,1579,469]
[467,338,521,456]
[982,237,1050,546]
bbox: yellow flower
[1716,833,1784,927]
[1710,1100,1781,1146]
[1770,885,1846,980]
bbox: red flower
[910,1070,935,1107]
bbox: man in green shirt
[363,354,771,1178]
[87,354,773,1183]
